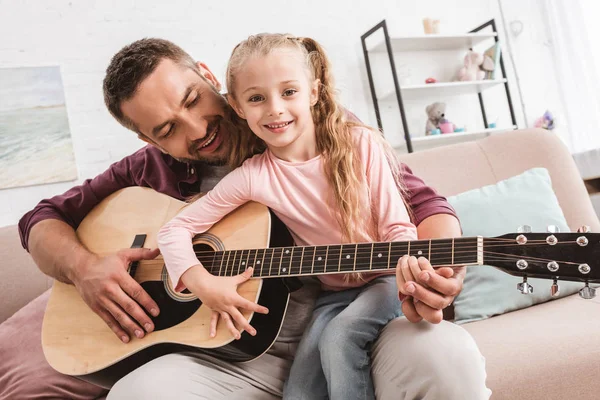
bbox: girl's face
[229,48,319,162]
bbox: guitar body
[41,187,294,388]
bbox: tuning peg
[517,225,532,233]
[577,225,591,233]
[517,277,533,294]
[546,225,560,233]
[579,282,596,300]
[550,279,560,297]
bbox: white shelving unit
[380,79,508,101]
[395,126,518,151]
[368,32,498,52]
[361,19,518,153]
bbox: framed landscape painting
[0,66,77,189]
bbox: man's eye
[248,95,264,103]
[187,94,200,108]
[161,125,174,139]
[283,89,297,96]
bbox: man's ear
[310,79,320,106]
[137,134,168,154]
[227,94,246,119]
[196,62,222,92]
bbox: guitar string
[187,238,586,257]
[138,250,589,277]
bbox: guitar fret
[259,249,266,276]
[290,247,303,276]
[311,246,316,275]
[370,243,374,271]
[327,245,342,274]
[289,247,296,276]
[371,242,388,270]
[338,244,356,273]
[353,244,358,271]
[313,246,327,274]
[279,248,285,275]
[237,250,246,275]
[218,251,225,277]
[267,248,276,277]
[246,249,256,272]
[225,251,232,276]
[428,240,432,261]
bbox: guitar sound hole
[141,281,201,331]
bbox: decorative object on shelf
[457,50,495,81]
[425,102,447,135]
[430,128,441,135]
[423,18,440,34]
[454,127,466,133]
[483,43,501,79]
[534,110,555,130]
[425,77,437,84]
[488,116,499,129]
[439,118,456,134]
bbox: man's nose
[183,115,209,142]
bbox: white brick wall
[0,0,563,228]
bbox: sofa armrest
[0,225,51,323]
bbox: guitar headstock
[483,228,600,297]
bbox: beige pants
[108,318,491,400]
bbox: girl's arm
[157,165,252,292]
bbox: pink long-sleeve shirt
[158,128,418,292]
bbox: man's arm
[28,219,98,284]
[400,164,465,323]
[405,213,464,323]
[19,146,172,342]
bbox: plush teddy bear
[457,50,494,81]
[425,102,446,135]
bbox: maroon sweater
[18,145,457,251]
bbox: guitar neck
[198,237,482,279]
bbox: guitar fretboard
[197,237,482,278]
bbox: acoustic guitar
[41,187,600,388]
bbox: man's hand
[396,255,465,324]
[71,248,161,343]
[183,266,269,339]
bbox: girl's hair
[225,33,412,261]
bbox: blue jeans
[283,275,401,400]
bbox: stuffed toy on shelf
[457,50,494,81]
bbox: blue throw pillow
[448,168,583,324]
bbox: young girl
[157,33,417,400]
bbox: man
[3,39,490,399]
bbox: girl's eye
[248,95,264,103]
[283,89,297,96]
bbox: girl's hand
[183,266,269,339]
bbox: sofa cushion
[463,294,600,399]
[0,290,108,399]
[449,168,583,324]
